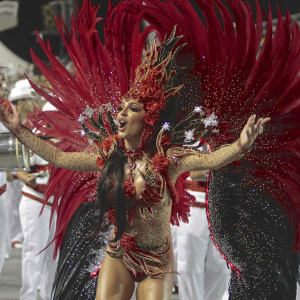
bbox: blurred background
[0,0,297,94]
[1,0,300,68]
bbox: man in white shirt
[18,102,57,300]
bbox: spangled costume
[4,0,300,299]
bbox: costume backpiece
[25,0,300,298]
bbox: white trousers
[5,180,23,253]
[296,283,300,300]
[175,203,231,300]
[0,193,7,273]
[19,196,57,300]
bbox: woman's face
[117,99,146,148]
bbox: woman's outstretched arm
[0,102,100,172]
[168,115,270,175]
[17,127,100,171]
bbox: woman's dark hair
[95,145,127,242]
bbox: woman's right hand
[0,102,22,134]
[0,70,22,134]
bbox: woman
[0,0,298,299]
[0,40,268,300]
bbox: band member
[18,102,57,300]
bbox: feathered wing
[28,0,149,255]
[27,0,300,263]
[132,0,300,265]
[52,202,112,299]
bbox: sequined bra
[107,157,166,226]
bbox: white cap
[8,79,35,102]
[42,102,57,112]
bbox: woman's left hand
[240,114,270,150]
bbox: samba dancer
[0,0,299,299]
[0,43,268,300]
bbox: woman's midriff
[106,196,173,279]
[128,196,172,248]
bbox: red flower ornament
[152,154,170,172]
[141,184,162,205]
[145,101,161,111]
[96,157,105,168]
[123,181,136,199]
[120,234,137,251]
[102,137,114,152]
[143,110,159,126]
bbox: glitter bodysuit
[13,126,247,281]
[106,156,173,279]
[107,195,173,279]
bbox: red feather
[27,0,300,257]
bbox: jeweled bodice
[108,153,172,248]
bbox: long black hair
[95,145,127,242]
